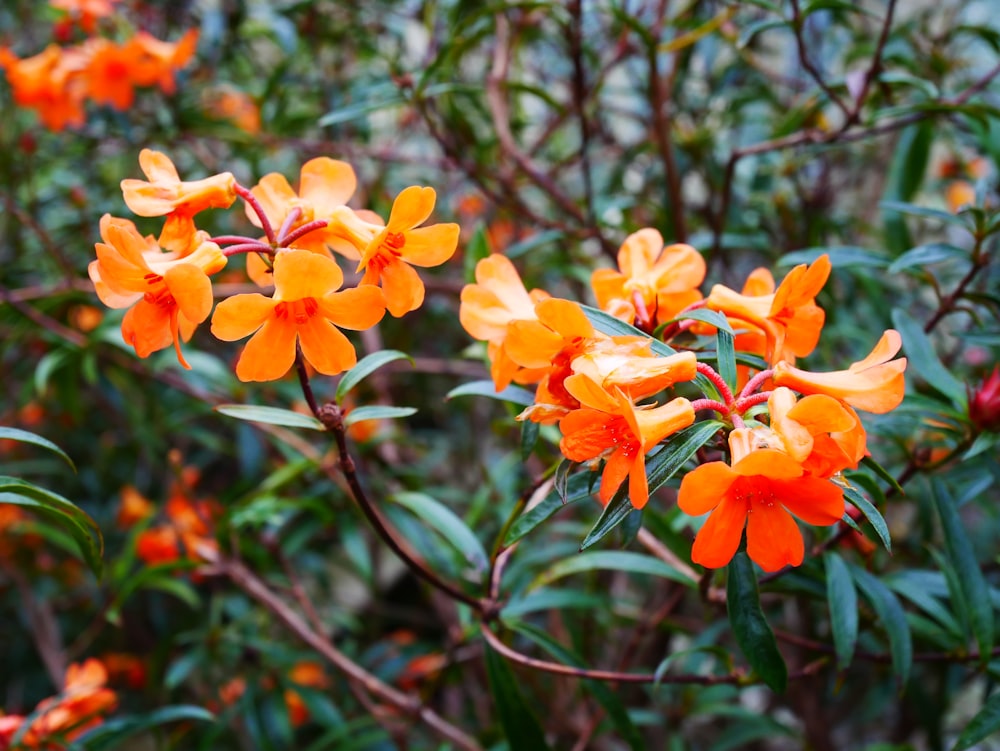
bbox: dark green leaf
[888,243,968,274]
[668,308,734,334]
[215,404,324,430]
[851,564,912,688]
[503,472,594,545]
[777,246,889,268]
[532,550,697,589]
[860,456,905,495]
[520,419,540,461]
[80,705,215,751]
[390,491,489,572]
[483,639,551,751]
[842,484,892,553]
[335,350,413,404]
[0,427,75,471]
[446,380,536,407]
[580,304,676,356]
[953,691,1000,750]
[892,308,966,407]
[727,552,787,692]
[824,553,858,670]
[880,200,966,226]
[932,480,994,660]
[716,329,737,394]
[342,405,416,427]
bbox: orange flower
[767,387,867,478]
[706,254,830,364]
[18,658,118,747]
[0,44,88,130]
[245,157,359,258]
[945,181,976,213]
[772,330,907,413]
[83,38,138,110]
[211,249,386,381]
[120,148,236,251]
[125,29,198,94]
[203,85,261,133]
[100,653,146,690]
[678,428,844,571]
[116,485,155,529]
[459,254,549,390]
[559,374,695,507]
[332,187,460,316]
[284,661,329,727]
[591,228,705,328]
[50,0,121,33]
[89,214,226,368]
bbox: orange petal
[211,294,275,340]
[380,258,425,317]
[731,448,804,478]
[164,263,213,324]
[558,409,618,461]
[745,502,804,572]
[591,267,627,310]
[618,228,662,278]
[627,452,650,509]
[138,148,179,183]
[401,223,460,267]
[599,447,635,505]
[247,172,296,228]
[849,329,902,373]
[504,319,564,369]
[299,157,356,214]
[121,300,173,358]
[563,373,620,413]
[388,186,436,230]
[235,317,297,381]
[690,494,747,569]
[273,249,344,300]
[535,298,594,340]
[318,285,386,330]
[297,317,358,376]
[678,462,737,515]
[772,476,844,526]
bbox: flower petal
[380,258,425,317]
[318,285,386,330]
[235,317,297,381]
[247,172,296,228]
[690,494,747,569]
[211,294,275,341]
[299,157,356,215]
[535,298,594,340]
[746,501,804,572]
[273,249,344,300]
[678,462,737,515]
[400,223,460,267]
[772,476,844,526]
[599,447,634,505]
[388,186,436,230]
[164,263,213,323]
[732,448,804,478]
[297,316,358,376]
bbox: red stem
[739,368,774,399]
[282,219,330,247]
[696,361,735,406]
[235,183,277,245]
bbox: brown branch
[790,0,851,117]
[204,552,484,751]
[845,0,899,124]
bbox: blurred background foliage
[1,0,999,749]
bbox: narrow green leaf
[842,485,892,553]
[215,404,324,430]
[0,427,75,471]
[503,473,593,545]
[860,456,905,495]
[580,304,676,356]
[483,639,551,751]
[933,479,994,660]
[776,246,889,268]
[520,419,540,461]
[880,200,966,226]
[0,482,103,577]
[953,691,1000,751]
[335,350,413,404]
[504,229,563,259]
[727,552,787,693]
[532,550,697,590]
[580,421,722,550]
[342,405,416,426]
[850,564,913,688]
[824,553,859,670]
[79,705,215,750]
[888,243,968,273]
[509,621,645,751]
[716,329,737,394]
[668,308,734,334]
[446,380,536,407]
[390,491,489,572]
[892,308,967,406]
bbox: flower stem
[696,361,735,406]
[235,183,277,245]
[689,398,729,415]
[276,206,302,246]
[221,242,272,257]
[739,368,774,399]
[282,219,330,248]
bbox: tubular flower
[678,428,845,572]
[459,254,549,390]
[0,44,88,130]
[125,29,199,94]
[331,186,460,317]
[772,330,907,413]
[591,228,705,328]
[83,37,139,110]
[88,214,226,368]
[706,254,831,364]
[211,249,386,381]
[559,373,695,508]
[767,387,867,478]
[120,148,237,251]
[245,157,361,259]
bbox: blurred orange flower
[116,485,155,529]
[211,249,386,381]
[50,0,121,33]
[284,662,329,727]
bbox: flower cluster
[0,1,197,131]
[460,231,907,572]
[0,659,117,749]
[89,150,459,381]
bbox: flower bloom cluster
[89,150,459,381]
[0,659,117,748]
[0,1,197,131]
[460,232,907,572]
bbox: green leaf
[79,705,215,750]
[335,350,413,404]
[580,304,676,356]
[508,621,645,751]
[0,427,75,471]
[824,553,859,670]
[520,419,540,461]
[483,639,552,751]
[0,482,103,577]
[215,404,324,430]
[726,551,787,693]
[891,308,967,407]
[716,329,737,394]
[342,405,416,427]
[881,122,933,254]
[933,479,994,660]
[505,229,565,259]
[860,456,905,495]
[776,246,889,268]
[880,200,966,226]
[737,18,788,48]
[887,243,968,274]
[532,550,697,590]
[842,484,892,553]
[850,564,912,688]
[579,422,722,550]
[446,380,536,407]
[668,308,734,334]
[953,691,1000,751]
[504,471,594,545]
[390,491,489,572]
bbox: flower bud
[969,366,1000,432]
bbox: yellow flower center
[275,297,319,325]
